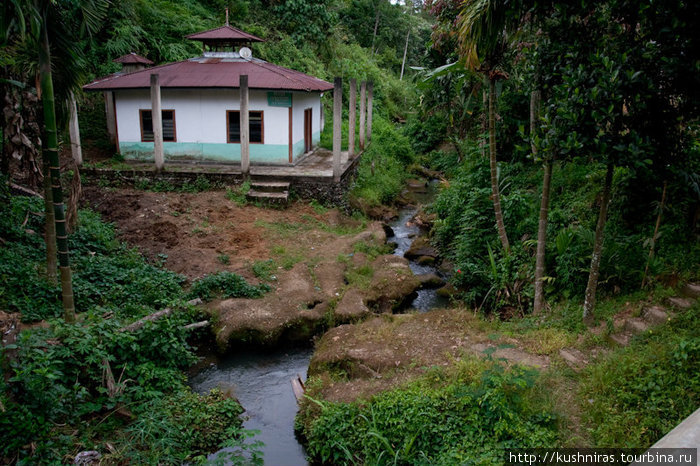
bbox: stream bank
[190,179,447,464]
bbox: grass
[344,264,374,290]
[225,180,250,206]
[256,215,365,240]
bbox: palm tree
[457,0,523,254]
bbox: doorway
[304,108,312,153]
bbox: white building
[84,25,332,165]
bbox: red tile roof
[113,53,153,65]
[84,57,333,92]
[186,25,264,42]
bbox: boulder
[335,288,371,322]
[436,283,458,298]
[416,255,436,266]
[406,178,428,193]
[363,255,421,312]
[404,236,438,260]
[416,273,445,289]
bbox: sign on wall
[267,91,292,107]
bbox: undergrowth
[298,358,558,465]
[187,271,270,302]
[0,194,257,464]
[581,302,700,447]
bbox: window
[140,109,176,142]
[227,110,264,143]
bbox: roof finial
[225,8,229,26]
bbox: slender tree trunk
[533,160,551,313]
[42,156,58,284]
[400,29,410,80]
[583,164,614,323]
[531,89,550,314]
[641,180,668,289]
[371,9,380,55]
[480,77,487,158]
[488,77,509,253]
[39,22,75,323]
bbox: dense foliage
[0,195,263,463]
[299,359,558,464]
[418,0,700,315]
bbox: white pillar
[240,75,250,175]
[150,74,164,172]
[367,81,374,143]
[68,91,82,165]
[333,77,342,182]
[348,78,356,159]
[104,91,117,145]
[359,81,366,151]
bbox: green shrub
[187,271,270,302]
[350,117,415,206]
[301,362,558,464]
[122,389,246,464]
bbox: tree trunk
[400,29,410,80]
[583,164,614,323]
[533,160,551,314]
[530,89,550,314]
[488,77,510,253]
[42,156,57,284]
[641,180,667,289]
[371,9,380,55]
[39,21,75,323]
[480,77,487,158]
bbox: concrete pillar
[359,81,366,151]
[150,74,164,172]
[367,81,374,143]
[240,75,250,175]
[333,77,342,182]
[68,91,82,165]
[320,96,325,133]
[104,91,117,145]
[348,79,356,159]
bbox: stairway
[559,282,698,370]
[606,282,698,348]
[246,180,290,204]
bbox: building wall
[291,91,322,158]
[115,88,321,164]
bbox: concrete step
[609,332,631,347]
[667,296,695,310]
[250,181,290,193]
[681,283,700,299]
[642,305,670,325]
[625,317,649,335]
[246,190,289,202]
[559,348,588,370]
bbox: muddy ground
[81,187,424,348]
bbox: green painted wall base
[120,133,321,165]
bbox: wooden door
[304,108,312,153]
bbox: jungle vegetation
[1,0,699,463]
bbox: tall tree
[456,0,523,254]
[5,0,108,321]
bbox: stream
[190,182,444,465]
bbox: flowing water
[190,348,313,465]
[190,181,445,465]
